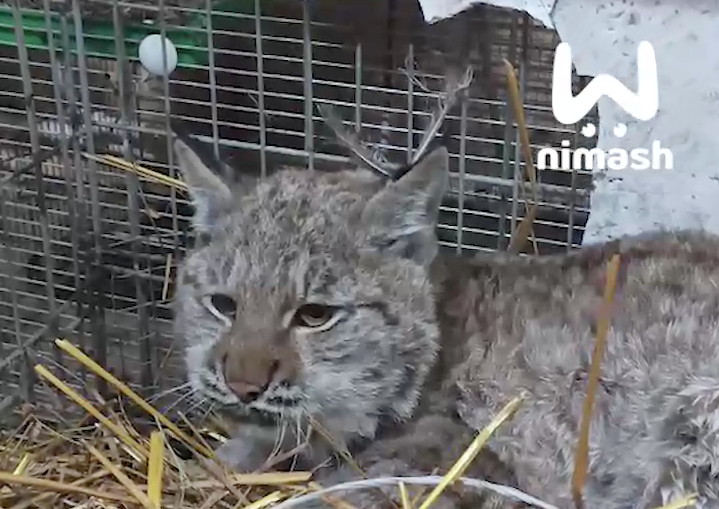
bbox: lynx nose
[222,355,279,403]
[226,381,263,403]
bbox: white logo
[551,41,658,124]
[537,41,671,172]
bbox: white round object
[138,34,178,76]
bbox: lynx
[172,131,719,509]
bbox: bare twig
[400,53,431,94]
[318,63,473,181]
[315,103,395,178]
[411,66,473,167]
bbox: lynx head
[172,136,449,440]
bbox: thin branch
[411,66,474,167]
[316,103,394,178]
[318,63,473,181]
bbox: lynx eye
[209,293,237,317]
[292,304,337,330]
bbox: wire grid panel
[0,0,594,422]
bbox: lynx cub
[173,134,719,509]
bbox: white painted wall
[417,0,719,245]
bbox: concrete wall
[418,0,719,245]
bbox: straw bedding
[0,339,315,509]
[0,338,533,509]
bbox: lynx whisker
[272,414,289,460]
[295,412,307,447]
[184,396,211,417]
[288,412,307,472]
[146,381,193,404]
[161,390,195,414]
[36,352,89,389]
[198,400,216,422]
[166,386,206,416]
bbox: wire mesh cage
[0,0,596,425]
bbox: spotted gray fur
[173,135,719,509]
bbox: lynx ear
[173,136,233,233]
[362,145,449,265]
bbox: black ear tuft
[170,120,236,183]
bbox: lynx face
[172,137,449,439]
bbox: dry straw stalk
[2,335,543,509]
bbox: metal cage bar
[0,0,594,422]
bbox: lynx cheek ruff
[138,34,178,76]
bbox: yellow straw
[147,431,165,509]
[34,364,148,461]
[416,395,524,509]
[86,443,155,509]
[54,338,213,458]
[82,153,187,191]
